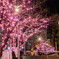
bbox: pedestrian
[12,51,16,59]
[20,50,24,59]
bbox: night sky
[44,0,59,14]
[44,0,59,38]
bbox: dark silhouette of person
[20,50,24,59]
[12,51,18,59]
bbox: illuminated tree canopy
[37,40,56,54]
[0,0,55,57]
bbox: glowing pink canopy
[0,0,52,57]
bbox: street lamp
[38,38,42,41]
[15,8,19,12]
[14,5,22,13]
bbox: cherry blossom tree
[37,40,56,54]
[0,0,53,57]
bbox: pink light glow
[8,13,11,16]
[28,1,31,3]
[10,16,13,20]
[26,8,29,11]
[9,5,12,9]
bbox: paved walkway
[22,55,59,59]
